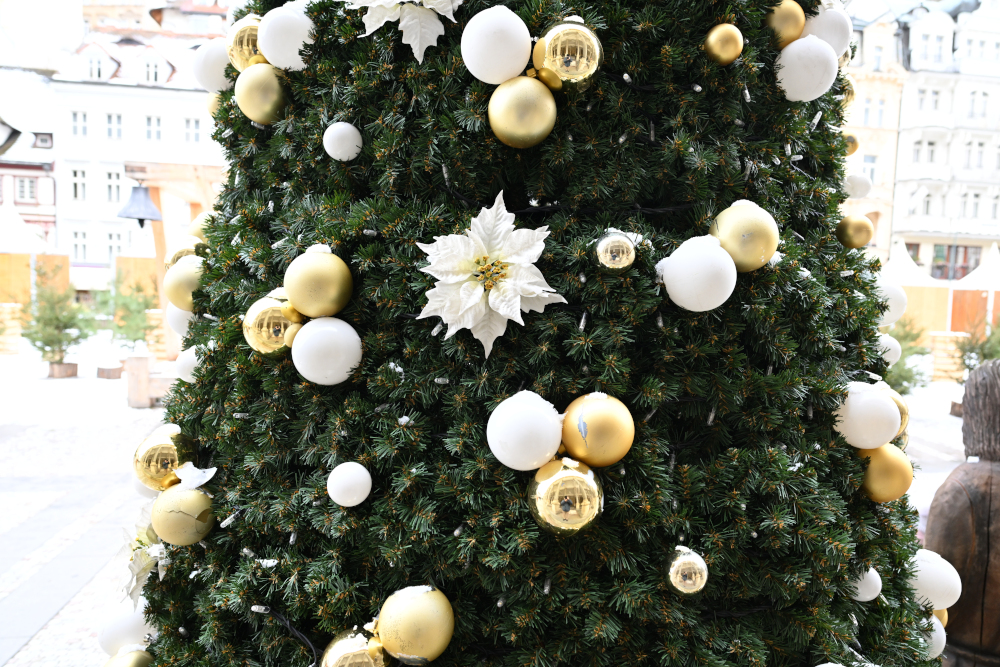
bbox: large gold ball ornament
[667,546,709,595]
[527,458,603,535]
[243,296,294,355]
[767,0,806,49]
[284,322,303,348]
[856,444,913,504]
[835,215,874,249]
[376,586,454,665]
[207,92,222,116]
[562,393,635,467]
[189,212,210,242]
[151,485,214,546]
[234,63,286,125]
[104,651,154,667]
[284,246,353,318]
[134,424,182,491]
[841,73,857,108]
[488,76,557,149]
[227,14,266,71]
[594,230,636,274]
[708,201,780,272]
[933,608,948,628]
[844,133,860,156]
[531,19,603,93]
[321,629,386,667]
[705,24,744,65]
[165,235,207,271]
[163,255,203,311]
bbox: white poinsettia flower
[417,191,566,357]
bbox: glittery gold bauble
[562,393,635,467]
[234,63,285,125]
[321,629,385,667]
[284,247,353,318]
[531,19,603,93]
[667,546,709,595]
[104,651,154,667]
[488,76,557,149]
[150,485,214,546]
[227,14,265,71]
[844,133,859,156]
[705,24,744,65]
[842,73,857,108]
[134,424,182,491]
[243,296,294,355]
[594,230,636,274]
[835,215,874,249]
[189,212,210,242]
[856,444,913,504]
[165,235,207,271]
[767,0,806,49]
[207,92,222,116]
[933,608,948,628]
[885,388,909,437]
[376,586,455,665]
[163,255,203,311]
[708,201,780,272]
[284,322,302,347]
[527,458,603,535]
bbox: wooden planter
[48,362,78,378]
[98,366,123,379]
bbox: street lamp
[118,182,163,228]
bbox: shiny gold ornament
[207,92,222,116]
[856,444,913,504]
[531,19,603,93]
[376,586,455,665]
[284,247,353,318]
[835,215,874,249]
[163,255,203,311]
[280,301,304,323]
[321,629,386,667]
[933,608,948,628]
[667,546,709,594]
[488,76,557,149]
[535,67,563,92]
[104,651,154,667]
[527,458,603,535]
[189,212,210,242]
[594,230,636,274]
[562,393,635,467]
[234,63,286,125]
[885,388,909,437]
[227,14,265,71]
[844,133,859,156]
[841,73,857,108]
[134,424,182,491]
[839,50,851,68]
[150,485,214,546]
[708,202,780,272]
[705,24,744,65]
[243,295,294,355]
[767,0,806,49]
[284,322,302,348]
[165,235,207,271]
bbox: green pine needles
[151,1,934,666]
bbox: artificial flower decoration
[417,191,566,357]
[340,0,463,62]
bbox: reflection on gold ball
[839,49,851,68]
[321,629,386,667]
[933,608,948,628]
[528,458,603,535]
[243,296,294,355]
[835,215,874,249]
[767,0,806,49]
[844,133,859,156]
[165,235,207,271]
[488,76,557,149]
[104,651,154,667]
[227,14,265,71]
[885,388,909,437]
[134,424,181,491]
[562,393,635,467]
[705,24,744,65]
[842,73,857,108]
[376,586,454,665]
[234,63,286,125]
[284,322,302,348]
[708,201,780,272]
[594,231,636,274]
[856,444,913,504]
[151,485,214,546]
[896,430,909,449]
[668,546,709,595]
[163,255,203,311]
[284,248,353,318]
[189,212,210,242]
[531,20,603,93]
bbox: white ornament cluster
[461,6,531,85]
[834,381,901,449]
[774,2,852,102]
[259,3,316,71]
[486,391,563,470]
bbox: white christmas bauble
[133,476,159,499]
[258,6,314,71]
[834,381,901,449]
[326,461,372,507]
[926,614,946,659]
[166,303,194,337]
[850,567,882,602]
[656,235,737,312]
[801,4,853,57]
[98,602,155,656]
[878,333,902,366]
[912,549,962,609]
[175,346,198,383]
[875,276,908,326]
[461,6,531,85]
[323,122,363,161]
[291,317,363,385]
[844,174,873,199]
[775,35,838,103]
[193,38,233,93]
[486,391,562,471]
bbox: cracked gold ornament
[376,586,454,665]
[284,245,353,318]
[150,485,214,546]
[531,18,603,93]
[134,424,182,491]
[227,14,266,71]
[705,24,743,65]
[104,651,154,667]
[562,392,635,467]
[594,230,636,274]
[528,458,603,535]
[856,444,912,503]
[488,76,557,149]
[321,629,385,667]
[165,235,207,271]
[835,214,874,249]
[767,0,806,49]
[243,292,295,355]
[668,546,709,594]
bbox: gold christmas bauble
[705,24,744,65]
[321,629,386,667]
[844,133,859,156]
[835,215,874,249]
[151,485,214,546]
[104,650,154,667]
[134,424,182,491]
[531,19,603,93]
[897,430,909,449]
[376,586,454,665]
[856,444,913,504]
[189,212,210,242]
[488,76,557,149]
[243,296,294,355]
[933,608,948,628]
[284,322,303,348]
[842,73,857,108]
[284,247,353,318]
[594,230,636,274]
[234,63,286,125]
[534,67,563,92]
[165,235,207,271]
[839,49,851,68]
[280,300,304,323]
[562,393,635,467]
[207,92,222,116]
[667,546,709,595]
[527,458,603,535]
[163,255,203,311]
[767,0,805,49]
[227,14,265,72]
[885,388,909,437]
[708,201,780,272]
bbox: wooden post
[124,355,152,408]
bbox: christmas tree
[130,1,954,666]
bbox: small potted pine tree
[21,266,94,378]
[95,272,158,378]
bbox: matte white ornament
[166,303,194,337]
[98,602,156,656]
[850,567,882,602]
[801,4,853,57]
[875,276,908,326]
[844,173,873,199]
[486,391,562,471]
[291,317,363,385]
[175,347,199,383]
[926,614,946,659]
[259,5,315,70]
[877,333,902,366]
[193,38,233,93]
[912,549,962,609]
[655,235,737,312]
[461,6,531,84]
[834,381,901,449]
[775,35,838,103]
[326,462,373,507]
[323,122,363,161]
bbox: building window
[932,90,940,110]
[108,233,122,262]
[146,62,159,83]
[935,35,944,62]
[994,197,999,219]
[146,116,161,140]
[906,243,921,263]
[978,142,985,168]
[72,170,86,200]
[185,118,200,142]
[923,193,932,215]
[107,172,120,202]
[88,57,102,79]
[913,141,922,163]
[106,113,122,139]
[933,244,982,280]
[874,45,883,71]
[980,40,986,59]
[966,143,973,168]
[877,99,885,127]
[996,42,1000,60]
[73,231,87,261]
[970,92,978,118]
[863,98,872,126]
[921,34,929,60]
[918,89,926,110]
[962,193,969,217]
[863,155,876,183]
[973,193,981,218]
[982,92,989,117]
[15,177,37,202]
[967,38,974,58]
[32,133,53,149]
[927,141,936,162]
[72,111,87,136]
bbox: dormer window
[146,62,159,83]
[88,57,102,79]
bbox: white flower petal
[398,4,444,64]
[521,292,567,313]
[418,234,477,282]
[500,227,549,264]
[470,191,515,257]
[505,262,550,294]
[444,287,487,338]
[420,0,462,21]
[361,3,401,36]
[488,282,524,325]
[417,282,463,320]
[458,280,486,315]
[470,306,509,357]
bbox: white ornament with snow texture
[655,236,737,312]
[800,4,853,56]
[323,122,364,161]
[844,174,873,199]
[877,333,902,366]
[176,347,199,383]
[166,303,194,337]
[327,462,373,507]
[193,38,233,92]
[461,6,531,84]
[486,391,563,470]
[339,0,462,63]
[259,5,315,70]
[98,601,156,656]
[926,614,946,659]
[849,567,882,602]
[875,275,908,326]
[912,549,962,609]
[834,381,901,449]
[416,191,566,357]
[291,317,363,385]
[775,35,838,102]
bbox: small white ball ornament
[486,391,562,471]
[912,549,962,609]
[291,317,363,385]
[323,122,363,161]
[326,462,372,507]
[258,5,314,70]
[461,6,532,85]
[877,333,902,366]
[925,614,946,659]
[98,602,156,656]
[166,303,194,337]
[875,276,908,326]
[656,235,737,312]
[844,174,873,199]
[775,35,838,102]
[850,567,882,602]
[834,381,901,449]
[801,4,853,57]
[175,346,199,383]
[193,38,233,93]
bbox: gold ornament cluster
[857,384,912,504]
[228,14,287,125]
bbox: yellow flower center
[474,255,509,291]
